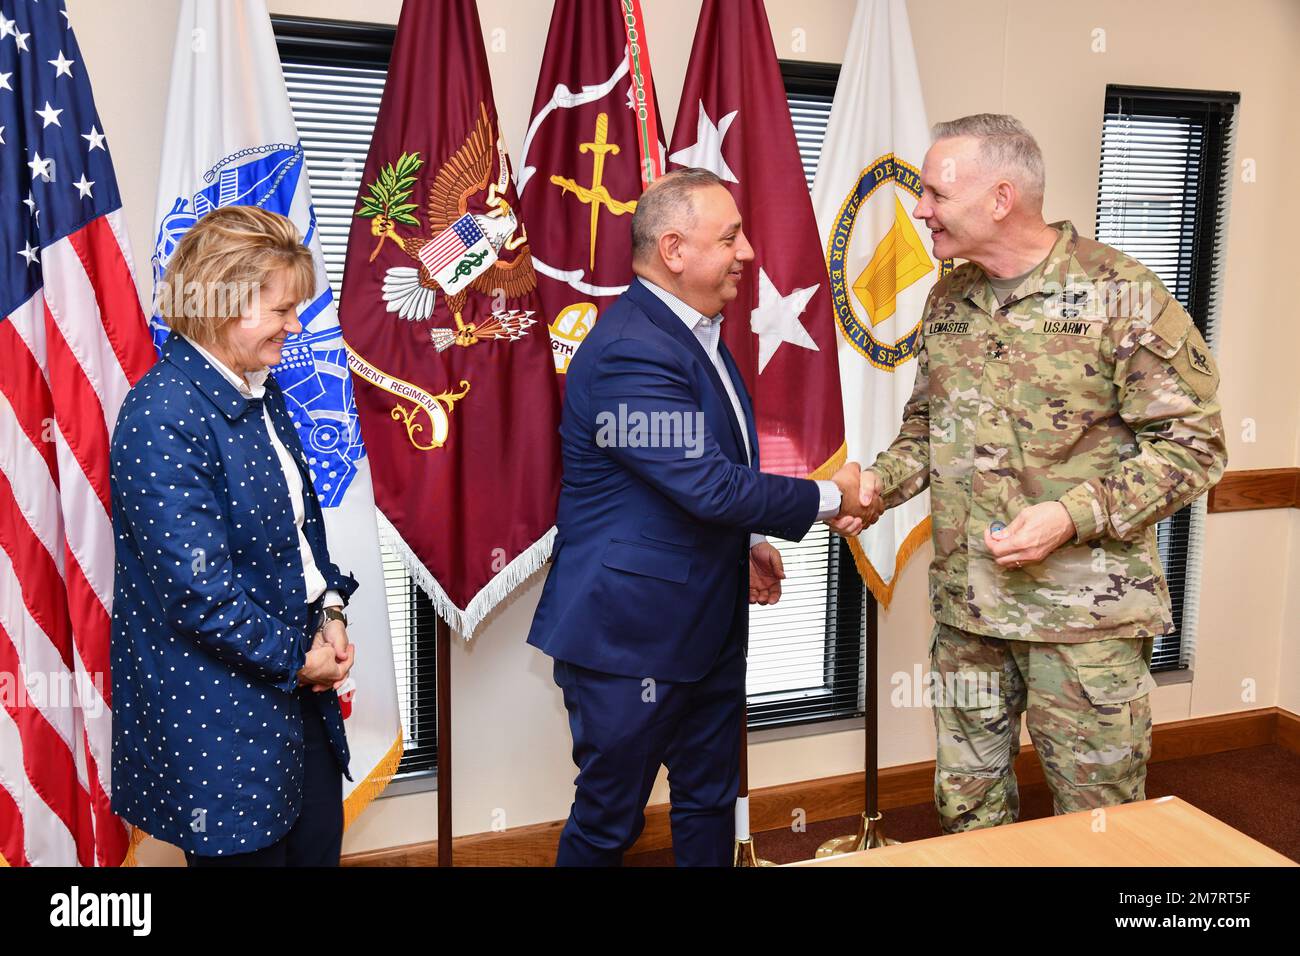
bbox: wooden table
[788,797,1296,866]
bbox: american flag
[417,213,488,277]
[0,0,154,866]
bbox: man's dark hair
[631,167,727,263]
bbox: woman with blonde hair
[110,205,358,866]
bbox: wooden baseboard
[1276,707,1300,756]
[342,705,1296,867]
[1208,468,1300,513]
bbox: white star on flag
[73,173,94,198]
[83,125,107,151]
[0,71,12,90]
[749,266,820,373]
[14,29,29,52]
[18,240,38,266]
[36,101,63,127]
[668,102,739,183]
[49,50,75,78]
[27,150,52,180]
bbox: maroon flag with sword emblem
[337,0,561,636]
[516,0,666,377]
[668,0,845,479]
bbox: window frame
[1094,84,1238,673]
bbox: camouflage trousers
[929,623,1156,833]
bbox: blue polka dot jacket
[109,334,357,857]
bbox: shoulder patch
[1143,301,1219,403]
[1187,341,1214,376]
[1169,328,1220,403]
[1150,299,1192,349]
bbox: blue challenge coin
[989,521,1007,535]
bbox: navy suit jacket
[109,335,357,857]
[526,278,820,682]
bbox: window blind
[1095,85,1237,671]
[747,526,865,729]
[783,60,839,191]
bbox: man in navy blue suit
[526,168,877,866]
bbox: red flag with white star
[667,0,844,479]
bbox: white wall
[66,0,1298,863]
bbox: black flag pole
[816,585,899,856]
[436,616,452,866]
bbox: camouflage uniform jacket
[870,221,1227,643]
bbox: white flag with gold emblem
[811,0,950,605]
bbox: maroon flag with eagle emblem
[337,0,561,636]
[668,0,845,480]
[516,0,665,377]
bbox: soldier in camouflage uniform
[861,115,1227,832]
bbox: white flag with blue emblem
[811,0,949,606]
[152,0,403,833]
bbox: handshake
[827,461,885,538]
[749,461,886,606]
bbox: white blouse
[184,336,341,611]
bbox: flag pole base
[814,811,899,857]
[734,837,777,867]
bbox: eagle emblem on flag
[357,102,538,351]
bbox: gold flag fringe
[848,515,931,608]
[808,440,847,481]
[120,823,149,867]
[14,440,905,869]
[805,438,930,608]
[343,733,405,831]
